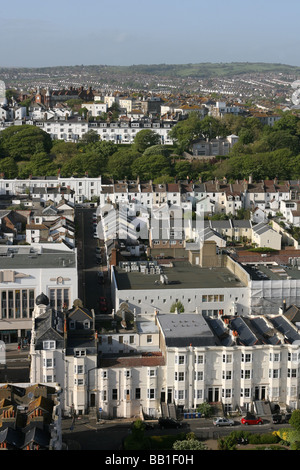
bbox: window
[147,335,152,343]
[44,358,55,368]
[135,388,141,399]
[112,389,118,400]
[49,288,70,311]
[222,388,232,398]
[269,352,281,362]
[288,368,297,378]
[194,371,204,381]
[175,371,185,381]
[241,353,252,363]
[124,370,131,378]
[119,336,123,344]
[74,350,86,357]
[222,354,232,363]
[147,388,156,399]
[148,369,156,377]
[76,365,84,374]
[175,355,185,365]
[43,341,55,350]
[241,369,252,379]
[195,354,204,364]
[222,370,232,380]
[269,369,281,379]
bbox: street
[76,206,111,315]
[61,415,291,450]
[0,343,30,383]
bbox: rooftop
[157,313,216,347]
[0,246,76,269]
[242,262,300,281]
[114,261,246,290]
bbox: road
[0,343,30,382]
[76,206,111,315]
[61,415,291,450]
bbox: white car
[213,417,234,427]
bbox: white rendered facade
[0,245,77,342]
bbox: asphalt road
[0,344,30,383]
[61,415,291,450]
[76,206,111,315]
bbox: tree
[289,409,300,431]
[0,125,52,160]
[143,144,171,157]
[133,129,161,153]
[0,157,18,178]
[131,153,171,180]
[80,129,100,144]
[196,402,213,418]
[107,148,140,180]
[170,301,184,313]
[24,151,56,176]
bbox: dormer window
[69,320,76,329]
[84,320,90,329]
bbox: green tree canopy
[0,125,52,160]
[133,129,161,153]
[107,148,141,180]
[131,153,171,180]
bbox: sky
[1,0,300,68]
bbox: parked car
[213,417,234,427]
[95,247,101,254]
[158,418,182,429]
[241,414,263,425]
[99,296,107,311]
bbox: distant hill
[2,62,300,79]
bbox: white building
[0,245,77,343]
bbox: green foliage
[196,402,212,417]
[0,125,52,160]
[133,129,161,153]
[131,153,171,180]
[170,301,184,313]
[289,409,300,431]
[107,148,141,179]
[149,433,186,450]
[143,144,171,157]
[172,439,207,450]
[217,435,237,450]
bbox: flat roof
[157,313,216,347]
[242,263,300,281]
[0,247,76,269]
[114,261,246,290]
